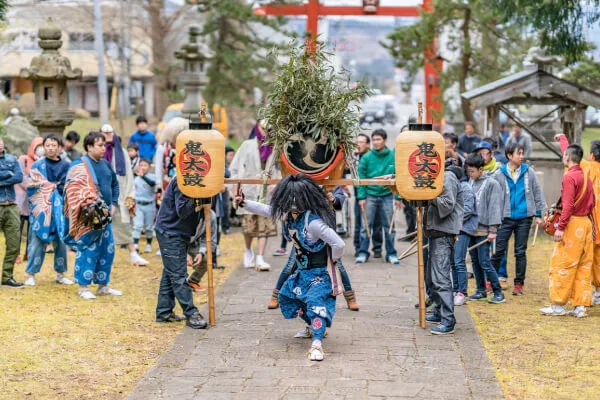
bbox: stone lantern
[174,26,210,119]
[20,18,82,137]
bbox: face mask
[35,147,45,158]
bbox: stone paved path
[127,236,504,400]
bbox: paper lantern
[176,128,225,198]
[395,130,445,201]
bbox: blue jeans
[132,203,155,240]
[497,253,508,279]
[425,235,455,328]
[25,230,68,275]
[491,217,533,285]
[156,230,198,319]
[353,199,383,255]
[452,233,470,295]
[274,247,353,292]
[359,195,396,259]
[471,236,502,296]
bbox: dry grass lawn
[469,235,600,400]
[0,231,244,400]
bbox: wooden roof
[462,66,600,110]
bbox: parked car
[157,103,229,138]
[359,97,398,126]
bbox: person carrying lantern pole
[235,174,345,361]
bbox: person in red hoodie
[540,144,595,318]
[15,137,44,263]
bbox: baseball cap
[473,141,492,152]
[100,124,114,133]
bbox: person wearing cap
[100,124,149,266]
[129,116,158,161]
[473,140,502,174]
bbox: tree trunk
[148,0,170,118]
[459,5,475,123]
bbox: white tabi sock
[256,255,265,265]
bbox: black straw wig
[270,174,336,229]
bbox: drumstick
[398,240,418,259]
[396,231,417,242]
[388,205,398,235]
[399,244,429,260]
[468,239,490,252]
[492,239,496,255]
[532,224,539,247]
[233,181,241,210]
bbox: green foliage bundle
[0,0,8,21]
[259,39,370,159]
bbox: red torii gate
[255,0,443,124]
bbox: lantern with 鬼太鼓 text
[395,130,445,201]
[175,128,225,198]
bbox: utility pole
[94,0,109,124]
[118,0,132,118]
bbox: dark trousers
[402,199,416,235]
[491,217,533,286]
[156,231,198,319]
[425,235,455,328]
[0,205,20,282]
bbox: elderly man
[99,124,148,266]
[0,138,24,287]
[229,122,281,271]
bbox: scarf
[252,124,273,163]
[104,136,126,176]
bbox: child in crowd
[464,154,505,304]
[128,143,140,175]
[133,158,156,253]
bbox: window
[44,87,54,101]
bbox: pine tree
[0,0,8,21]
[198,0,288,108]
[383,0,534,122]
[494,0,600,65]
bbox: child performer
[235,174,345,361]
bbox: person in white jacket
[229,123,281,271]
[100,125,149,266]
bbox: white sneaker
[593,291,600,306]
[156,249,161,256]
[244,251,254,268]
[97,286,123,296]
[144,244,152,253]
[24,275,36,286]
[308,342,324,361]
[540,305,566,316]
[256,261,271,271]
[454,292,466,306]
[569,306,587,318]
[79,289,96,300]
[131,252,150,266]
[294,326,312,339]
[56,274,74,285]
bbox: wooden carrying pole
[204,204,216,326]
[416,206,426,329]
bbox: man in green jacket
[356,129,401,264]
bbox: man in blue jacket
[492,142,546,296]
[155,178,208,329]
[129,116,158,161]
[0,139,24,287]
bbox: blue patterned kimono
[278,212,337,341]
[27,159,63,244]
[59,156,115,286]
